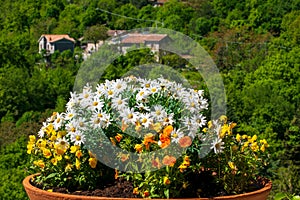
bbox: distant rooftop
[39,34,75,43]
[107,30,126,37]
[157,0,168,4]
[121,34,168,44]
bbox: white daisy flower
[55,137,69,149]
[151,105,167,121]
[53,113,64,131]
[90,111,111,129]
[191,114,207,128]
[136,102,150,112]
[66,92,79,111]
[91,95,104,111]
[65,121,77,135]
[136,88,150,101]
[163,113,174,126]
[149,82,160,94]
[210,137,225,154]
[100,80,118,99]
[70,131,85,146]
[79,84,93,107]
[171,128,184,143]
[101,113,112,128]
[96,83,106,96]
[120,107,139,125]
[38,122,47,138]
[65,109,75,120]
[113,79,127,93]
[112,95,128,111]
[198,96,209,110]
[139,113,152,128]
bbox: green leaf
[292,195,300,200]
[164,189,169,199]
[45,173,58,180]
[274,192,288,200]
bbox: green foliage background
[0,0,299,199]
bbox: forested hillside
[0,0,299,199]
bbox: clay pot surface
[23,174,272,200]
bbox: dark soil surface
[31,178,139,198]
[31,173,266,198]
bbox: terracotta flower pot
[23,174,272,200]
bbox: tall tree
[84,24,109,49]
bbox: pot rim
[23,173,272,200]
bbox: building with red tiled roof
[107,30,126,37]
[38,34,75,54]
[118,33,170,61]
[121,34,168,44]
[120,33,169,54]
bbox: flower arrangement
[27,76,269,198]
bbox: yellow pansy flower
[248,135,257,143]
[228,161,236,170]
[134,144,143,153]
[242,134,248,139]
[70,145,80,153]
[250,142,259,152]
[29,135,36,143]
[260,144,266,152]
[208,121,212,128]
[65,163,72,172]
[163,177,171,185]
[43,148,52,158]
[260,139,269,147]
[57,131,66,139]
[51,157,58,165]
[75,150,83,159]
[36,139,46,148]
[75,158,81,170]
[49,135,57,141]
[34,160,45,169]
[89,157,97,168]
[236,134,241,142]
[219,115,227,123]
[56,155,62,161]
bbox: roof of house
[107,30,126,37]
[156,0,168,4]
[39,34,75,43]
[121,34,168,44]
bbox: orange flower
[143,133,156,150]
[121,120,129,132]
[178,155,190,172]
[135,121,142,132]
[163,125,173,135]
[120,153,129,162]
[89,157,97,168]
[75,150,83,159]
[150,122,162,133]
[162,155,176,167]
[179,136,192,148]
[152,157,162,169]
[133,187,139,195]
[135,144,143,153]
[115,133,123,143]
[143,190,150,197]
[110,137,116,146]
[159,130,171,149]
